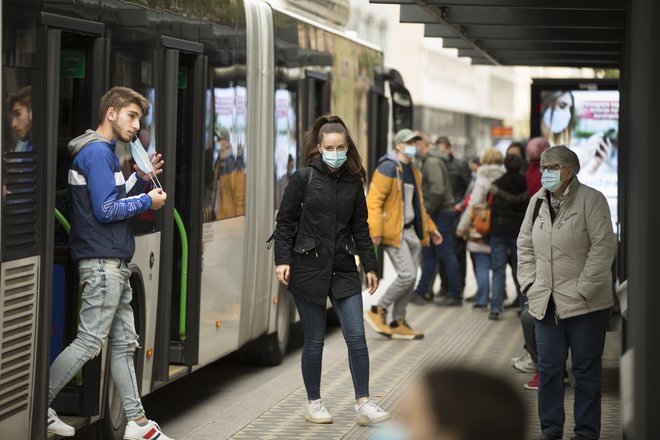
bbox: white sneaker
[305,399,333,424]
[512,351,537,373]
[510,353,525,365]
[47,408,75,437]
[355,399,391,426]
[124,420,174,440]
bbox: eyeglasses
[540,164,562,172]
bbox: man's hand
[276,264,290,286]
[372,236,382,246]
[431,230,443,245]
[135,152,164,181]
[367,271,379,294]
[148,188,167,210]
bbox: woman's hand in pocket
[367,271,379,294]
[276,264,290,286]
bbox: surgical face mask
[541,169,562,192]
[543,106,572,134]
[321,150,348,168]
[403,145,418,159]
[368,422,411,440]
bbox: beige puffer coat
[517,178,616,320]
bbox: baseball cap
[394,129,421,145]
[217,127,230,141]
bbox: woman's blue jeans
[490,234,522,313]
[471,252,492,306]
[294,292,369,400]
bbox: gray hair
[540,145,580,174]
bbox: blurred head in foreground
[374,367,525,440]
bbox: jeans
[520,305,537,363]
[470,252,491,306]
[535,299,609,439]
[294,292,369,401]
[379,228,421,321]
[490,235,522,312]
[48,259,144,420]
[415,211,461,299]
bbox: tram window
[274,87,297,207]
[205,84,248,221]
[111,47,159,234]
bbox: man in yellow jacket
[365,129,442,340]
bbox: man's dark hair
[98,86,149,125]
[505,154,525,174]
[435,136,451,148]
[423,367,525,440]
[7,86,31,111]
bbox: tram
[0,0,413,437]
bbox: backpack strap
[532,198,543,224]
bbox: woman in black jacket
[274,115,389,426]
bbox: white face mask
[543,106,572,134]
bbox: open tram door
[39,13,111,433]
[153,38,206,385]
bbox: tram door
[153,43,205,383]
[45,19,108,420]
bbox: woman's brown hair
[303,114,367,185]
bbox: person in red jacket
[525,137,550,197]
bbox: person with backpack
[517,145,616,440]
[489,154,529,320]
[273,115,390,426]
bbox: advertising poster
[274,88,297,206]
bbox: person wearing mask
[517,145,616,440]
[370,367,525,440]
[436,137,472,297]
[410,134,462,307]
[489,154,529,320]
[365,129,442,340]
[274,115,390,426]
[526,137,551,198]
[456,149,505,312]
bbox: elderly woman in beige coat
[517,145,616,440]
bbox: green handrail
[54,209,83,385]
[173,208,189,342]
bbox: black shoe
[472,304,488,312]
[465,295,477,303]
[409,294,427,306]
[535,434,562,440]
[488,312,500,320]
[434,296,462,307]
[571,435,595,440]
[422,291,434,302]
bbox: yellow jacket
[367,153,437,248]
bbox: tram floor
[141,270,622,440]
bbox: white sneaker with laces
[512,351,537,373]
[510,353,525,365]
[305,399,333,424]
[355,399,391,426]
[124,420,174,440]
[47,408,75,437]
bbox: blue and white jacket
[68,130,152,261]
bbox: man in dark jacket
[47,87,172,439]
[412,135,462,306]
[437,136,472,295]
[489,154,529,319]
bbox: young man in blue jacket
[47,87,172,440]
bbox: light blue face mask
[321,150,348,168]
[541,169,562,192]
[131,137,162,188]
[403,145,418,159]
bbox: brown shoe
[389,319,424,340]
[365,306,392,337]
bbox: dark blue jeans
[294,292,369,400]
[471,252,491,306]
[415,211,461,298]
[490,234,522,312]
[535,300,609,439]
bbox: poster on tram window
[538,88,620,227]
[274,88,297,205]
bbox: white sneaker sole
[305,414,333,424]
[390,332,423,340]
[364,312,391,337]
[512,363,537,374]
[356,413,391,426]
[47,427,75,437]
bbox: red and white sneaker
[524,373,539,390]
[124,420,174,440]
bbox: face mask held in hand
[321,150,348,169]
[541,169,562,192]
